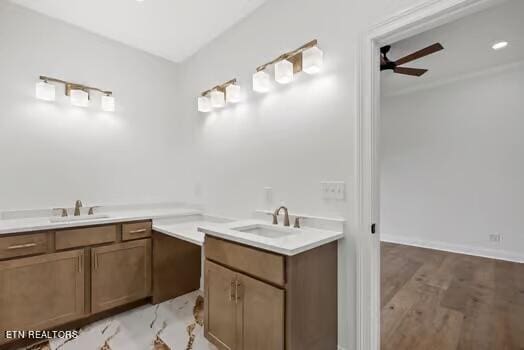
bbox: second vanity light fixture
[36,76,115,112]
[253,39,323,92]
[198,78,240,113]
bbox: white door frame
[356,0,503,349]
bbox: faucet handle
[88,206,100,215]
[293,217,302,228]
[53,208,68,217]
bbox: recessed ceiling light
[492,41,508,50]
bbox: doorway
[357,0,522,349]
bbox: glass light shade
[226,84,241,103]
[302,46,324,74]
[252,70,270,93]
[70,89,89,107]
[197,96,212,112]
[101,95,115,112]
[275,59,294,84]
[210,89,225,108]
[35,81,55,101]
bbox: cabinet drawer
[0,233,49,260]
[205,236,285,286]
[55,225,116,250]
[122,221,152,241]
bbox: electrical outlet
[321,181,346,200]
[489,233,502,243]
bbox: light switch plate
[321,181,345,200]
[264,187,273,203]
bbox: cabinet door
[0,250,85,343]
[204,260,238,350]
[91,239,151,313]
[237,272,285,350]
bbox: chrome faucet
[272,206,290,227]
[74,200,83,216]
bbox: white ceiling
[382,0,524,95]
[9,0,267,63]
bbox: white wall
[381,62,524,262]
[0,2,192,211]
[0,0,432,348]
[177,0,422,348]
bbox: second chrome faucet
[272,206,290,226]
[271,206,301,228]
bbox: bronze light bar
[200,78,237,97]
[256,39,318,73]
[39,76,113,98]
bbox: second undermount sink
[49,214,110,223]
[231,223,300,238]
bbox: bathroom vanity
[0,208,343,350]
[200,220,343,350]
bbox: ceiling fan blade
[393,67,428,76]
[394,43,444,66]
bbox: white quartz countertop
[0,206,344,256]
[198,220,344,256]
[0,208,202,235]
[153,222,206,246]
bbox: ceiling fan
[380,43,444,76]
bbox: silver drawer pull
[7,243,38,250]
[129,229,147,234]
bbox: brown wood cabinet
[204,260,285,350]
[91,239,151,313]
[238,272,284,350]
[152,231,201,304]
[0,221,156,349]
[0,250,85,344]
[204,237,337,350]
[205,260,238,350]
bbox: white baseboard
[380,234,524,263]
[338,346,348,350]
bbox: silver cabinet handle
[78,255,83,272]
[93,253,99,270]
[7,243,37,250]
[235,281,241,304]
[129,229,147,234]
[229,280,235,302]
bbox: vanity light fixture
[198,78,238,112]
[101,94,115,112]
[226,83,241,103]
[35,80,56,101]
[275,59,294,84]
[252,70,270,93]
[70,88,89,108]
[198,96,212,112]
[210,89,226,108]
[253,39,323,90]
[302,46,324,74]
[36,76,114,111]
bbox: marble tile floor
[23,291,216,350]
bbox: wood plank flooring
[381,242,524,350]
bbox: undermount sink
[231,223,300,238]
[49,214,110,223]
